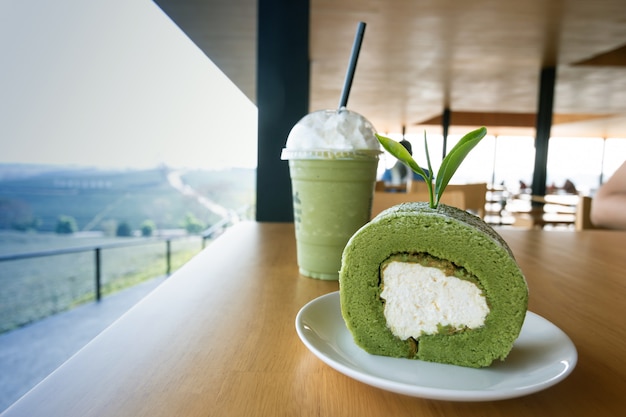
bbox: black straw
[338,21,367,109]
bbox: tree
[100,219,117,237]
[183,212,204,235]
[0,198,40,231]
[140,219,156,237]
[55,215,78,234]
[116,221,133,237]
[12,217,41,232]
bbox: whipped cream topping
[285,108,379,151]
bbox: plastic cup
[281,109,380,280]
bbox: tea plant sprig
[376,127,487,208]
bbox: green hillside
[0,165,255,233]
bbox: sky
[0,0,258,170]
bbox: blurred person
[591,161,626,230]
[563,179,577,194]
[381,139,429,186]
[381,139,412,185]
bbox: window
[602,138,626,185]
[547,137,604,194]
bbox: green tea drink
[282,108,380,280]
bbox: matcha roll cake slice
[339,202,528,368]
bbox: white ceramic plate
[295,291,577,401]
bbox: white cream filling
[380,261,489,340]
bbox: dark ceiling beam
[416,111,613,130]
[152,0,257,103]
[420,111,537,128]
[572,43,626,67]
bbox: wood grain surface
[3,222,625,416]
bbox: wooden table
[3,222,626,416]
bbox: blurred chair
[575,195,596,231]
[408,180,429,194]
[375,180,406,193]
[408,181,487,218]
[511,194,582,229]
[371,190,465,219]
[511,207,575,229]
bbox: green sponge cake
[339,202,528,368]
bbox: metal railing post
[95,247,102,301]
[166,240,171,276]
[0,225,228,311]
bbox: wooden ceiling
[153,0,626,138]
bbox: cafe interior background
[152,0,626,226]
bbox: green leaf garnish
[376,126,487,209]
